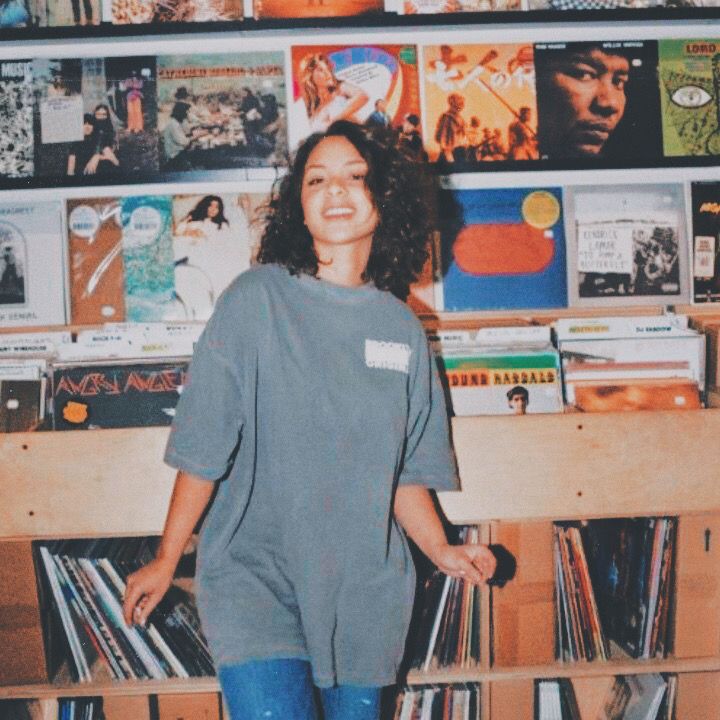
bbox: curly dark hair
[256,120,434,301]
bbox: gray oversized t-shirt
[164,264,459,687]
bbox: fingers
[123,575,145,625]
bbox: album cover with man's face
[534,41,662,165]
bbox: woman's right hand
[122,557,176,627]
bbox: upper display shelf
[1,0,719,41]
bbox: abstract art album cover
[439,187,567,311]
[422,43,539,169]
[659,39,720,158]
[290,45,420,152]
[33,57,159,180]
[534,41,662,164]
[0,60,34,179]
[157,52,287,175]
[565,183,688,306]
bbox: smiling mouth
[323,207,354,218]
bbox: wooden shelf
[0,676,219,701]
[406,655,720,685]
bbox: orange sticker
[62,401,89,424]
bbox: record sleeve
[67,198,126,325]
[0,60,34,179]
[33,57,159,180]
[691,181,720,302]
[565,184,689,307]
[534,41,662,164]
[157,53,286,176]
[0,201,66,327]
[0,0,31,26]
[422,43,539,169]
[438,187,567,311]
[171,193,264,320]
[401,0,522,11]
[120,195,177,322]
[35,0,100,25]
[0,379,44,432]
[289,44,420,151]
[438,348,563,415]
[112,0,241,22]
[659,39,720,158]
[51,359,189,430]
[253,0,382,18]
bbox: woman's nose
[327,177,347,195]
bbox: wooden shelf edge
[405,656,720,685]
[0,676,219,701]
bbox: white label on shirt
[365,340,411,374]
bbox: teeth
[324,208,353,217]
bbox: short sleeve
[164,303,244,481]
[398,331,459,492]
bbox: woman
[85,104,120,175]
[122,121,496,719]
[124,70,145,134]
[175,195,229,238]
[299,53,369,133]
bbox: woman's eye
[351,173,366,181]
[306,177,323,186]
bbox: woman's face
[301,135,378,257]
[95,107,109,122]
[83,121,94,136]
[207,200,220,219]
[311,61,334,89]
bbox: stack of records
[431,325,563,416]
[393,684,480,719]
[409,526,482,670]
[555,518,676,663]
[36,537,213,683]
[556,316,705,412]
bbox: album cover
[0,379,44,432]
[691,181,720,302]
[67,198,126,325]
[51,359,188,430]
[157,52,287,176]
[422,43,538,168]
[659,39,720,158]
[438,348,563,415]
[439,187,567,311]
[254,0,382,18]
[0,0,32,26]
[290,44,420,151]
[401,0,521,11]
[0,60,34,179]
[534,41,662,164]
[33,57,159,180]
[171,193,265,320]
[34,0,100,26]
[565,184,688,306]
[120,195,176,322]
[0,201,66,327]
[112,0,241,22]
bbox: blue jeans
[218,658,382,720]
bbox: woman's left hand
[430,543,497,585]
